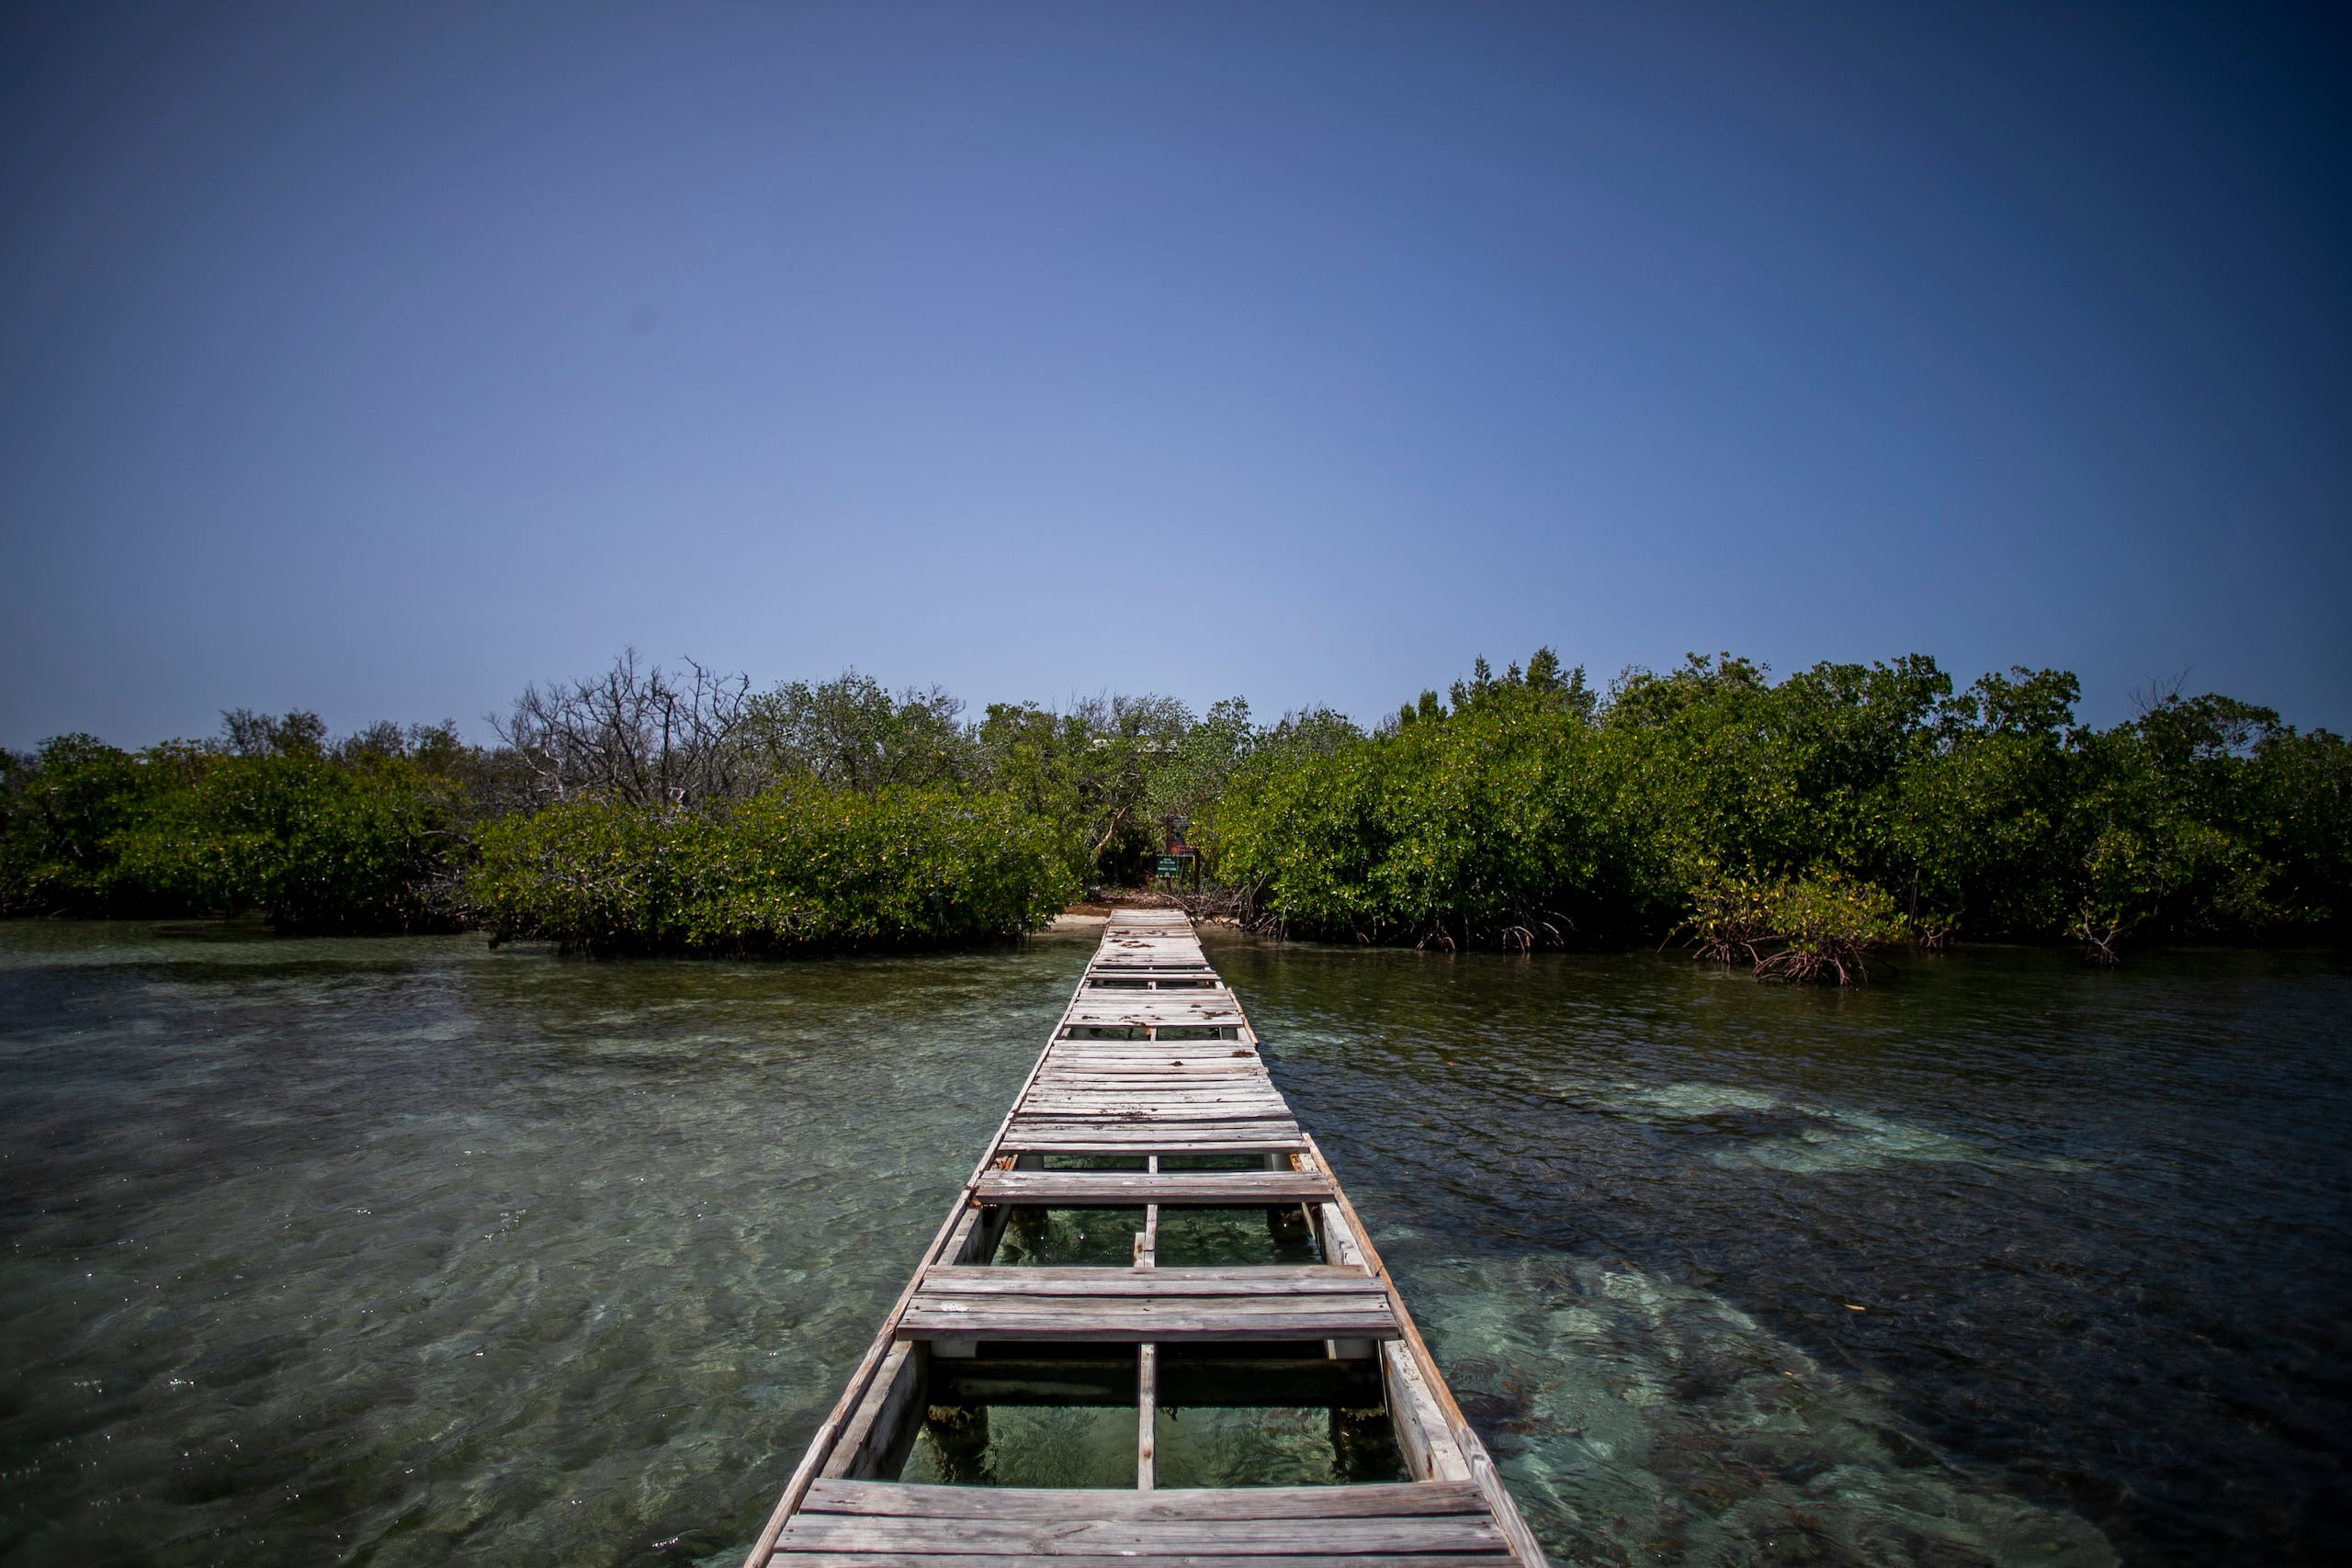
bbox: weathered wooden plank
[1002,1122,1299,1135]
[1038,1062,1263,1072]
[1021,1103,1277,1116]
[905,1288,1394,1314]
[1382,1341,1471,1484]
[1032,1066,1268,1077]
[1041,1048,1261,1061]
[1023,1089,1275,1102]
[1032,1072,1266,1085]
[1001,1147,1309,1161]
[1022,1087,1280,1098]
[900,1306,1398,1334]
[772,1555,1517,1568]
[909,1303,1391,1330]
[1020,1105,1283,1117]
[1136,1342,1158,1491]
[1044,1043,1258,1054]
[1001,1140,1305,1156]
[1017,1097,1289,1110]
[1033,1074,1265,1084]
[1014,1098,1283,1110]
[1014,1103,1294,1122]
[1005,1122,1297,1137]
[1032,1076,1262,1087]
[798,1480,1490,1522]
[1021,1100,1279,1109]
[1044,1045,1257,1056]
[1038,1062,1262,1075]
[920,1266,1380,1296]
[819,1341,922,1481]
[1031,1076,1269,1086]
[1063,1024,1261,1034]
[1001,1134,1306,1154]
[1020,1087,1284,1101]
[1026,1080,1273,1093]
[899,1312,1397,1342]
[1007,1114,1297,1130]
[1026,1073,1274,1086]
[1044,1051,1259,1061]
[1008,1111,1293,1123]
[774,1513,1508,1554]
[1021,1089,1281,1100]
[903,1306,1395,1332]
[1035,1071,1264,1080]
[1024,1094,1273,1104]
[1025,1086,1273,1098]
[972,1171,1332,1204]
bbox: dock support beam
[1136,1342,1158,1490]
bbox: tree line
[3,648,2345,964]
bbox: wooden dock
[741,908,1547,1567]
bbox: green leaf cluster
[108,753,462,931]
[1687,871,1911,981]
[1,728,460,930]
[1215,668,1652,945]
[464,784,1075,954]
[7,649,2345,964]
[1215,649,2352,958]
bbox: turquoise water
[2,921,2346,1564]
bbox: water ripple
[3,925,2346,1566]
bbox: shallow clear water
[2,922,2346,1565]
[900,1405,1135,1489]
[1152,1405,1401,1488]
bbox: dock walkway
[742,908,1547,1567]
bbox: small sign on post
[1155,853,1187,880]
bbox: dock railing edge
[736,956,1095,1568]
[1301,1131,1552,1568]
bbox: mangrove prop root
[1690,926,1873,985]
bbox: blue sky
[3,1,2346,747]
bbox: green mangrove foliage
[467,784,1071,954]
[1684,873,1912,983]
[0,659,1156,944]
[5,648,2346,963]
[0,716,468,931]
[1211,650,2352,964]
[1209,657,1652,949]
